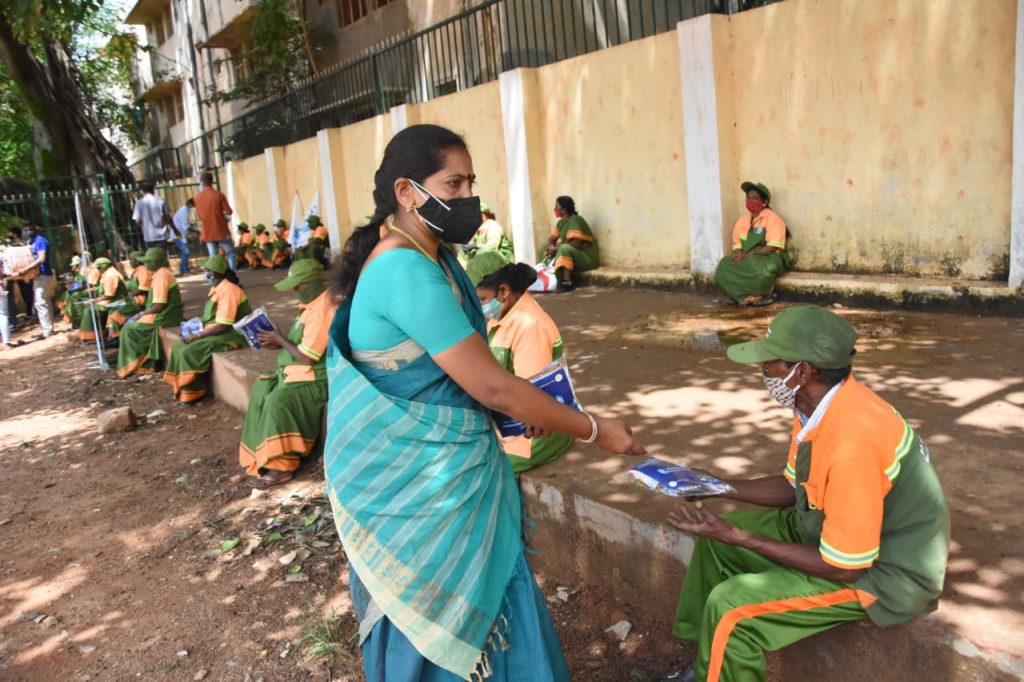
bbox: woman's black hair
[476,263,538,295]
[329,124,468,299]
[211,268,242,287]
[556,195,577,216]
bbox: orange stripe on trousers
[707,589,860,682]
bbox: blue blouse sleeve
[367,249,477,356]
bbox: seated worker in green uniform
[239,260,337,489]
[460,201,514,284]
[163,255,251,403]
[543,195,598,293]
[659,306,950,682]
[475,262,573,474]
[77,257,126,342]
[714,181,790,306]
[116,248,184,378]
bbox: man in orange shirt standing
[193,171,236,272]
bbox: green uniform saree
[116,270,184,378]
[163,285,250,403]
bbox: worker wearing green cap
[458,201,514,285]
[77,257,127,343]
[238,259,337,488]
[714,181,792,306]
[116,248,184,378]
[292,215,330,266]
[270,219,291,269]
[107,250,152,339]
[661,306,949,682]
[163,255,251,403]
[58,255,89,328]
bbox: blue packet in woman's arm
[491,361,581,438]
[627,457,735,498]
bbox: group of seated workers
[235,216,330,271]
[105,247,335,489]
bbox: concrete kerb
[147,272,1023,680]
[579,268,1024,315]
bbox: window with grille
[335,0,395,29]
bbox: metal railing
[130,0,780,179]
[0,177,200,268]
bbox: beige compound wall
[224,0,1016,279]
[231,154,273,230]
[721,0,1015,277]
[278,136,322,225]
[531,31,689,268]
[414,81,512,238]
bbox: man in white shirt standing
[171,198,195,275]
[132,181,171,251]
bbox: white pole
[75,192,108,371]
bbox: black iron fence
[131,0,780,179]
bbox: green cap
[237,222,249,231]
[141,247,167,269]
[128,250,145,267]
[254,224,265,233]
[480,201,491,213]
[307,215,322,228]
[202,254,229,274]
[70,255,81,266]
[274,219,287,228]
[740,180,771,203]
[726,306,858,369]
[465,250,510,287]
[274,259,325,291]
[93,257,112,269]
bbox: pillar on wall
[499,69,538,264]
[1010,0,1024,287]
[317,129,344,257]
[390,105,409,135]
[264,147,284,224]
[677,15,728,275]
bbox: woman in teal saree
[325,125,645,681]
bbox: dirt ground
[0,277,1022,681]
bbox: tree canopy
[0,0,140,184]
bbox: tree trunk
[0,14,135,252]
[0,15,134,187]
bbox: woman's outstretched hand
[594,417,646,456]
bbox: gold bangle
[581,410,598,444]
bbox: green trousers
[673,509,867,682]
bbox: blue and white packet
[233,306,274,349]
[627,458,735,498]
[492,361,581,438]
[180,317,203,339]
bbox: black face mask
[409,179,481,245]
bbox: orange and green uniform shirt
[116,267,184,378]
[239,289,336,475]
[784,375,950,624]
[163,279,249,403]
[551,214,599,275]
[730,207,786,252]
[78,267,127,340]
[488,292,573,473]
[673,376,949,682]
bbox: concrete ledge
[159,328,276,411]
[520,453,1024,681]
[578,268,1024,314]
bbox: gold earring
[406,204,414,213]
